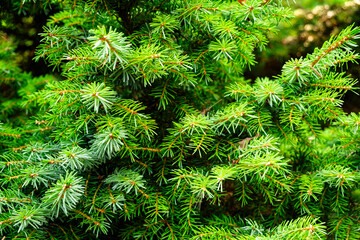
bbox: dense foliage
[1,0,360,239]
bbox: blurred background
[244,0,360,112]
[1,0,360,111]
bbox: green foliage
[81,82,117,113]
[1,0,360,239]
[43,171,85,217]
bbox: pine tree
[1,0,360,239]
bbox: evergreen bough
[1,0,360,239]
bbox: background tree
[1,0,360,239]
